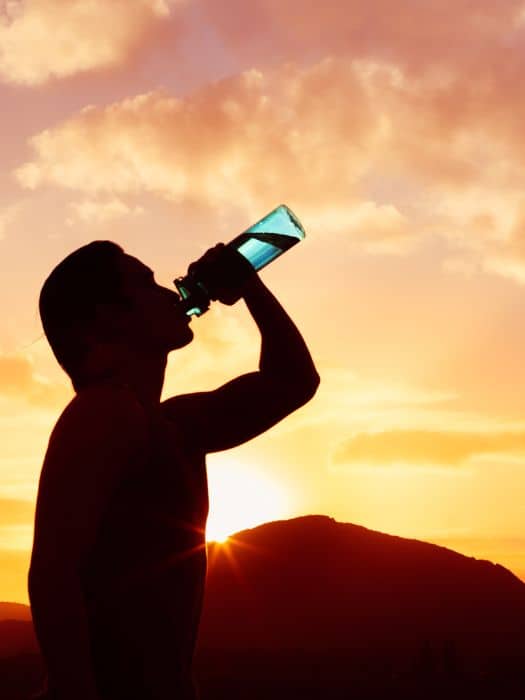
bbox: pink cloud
[13,61,419,250]
[200,0,522,78]
[12,0,525,275]
[0,0,183,85]
[66,198,144,226]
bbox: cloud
[0,0,182,85]
[256,367,465,441]
[314,369,458,412]
[0,353,71,408]
[12,61,422,252]
[343,201,414,254]
[197,0,525,279]
[334,429,525,468]
[13,0,525,274]
[200,0,522,78]
[66,197,144,226]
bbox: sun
[205,458,288,543]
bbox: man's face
[113,254,194,353]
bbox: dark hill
[199,515,525,665]
[0,604,32,623]
[0,620,37,658]
[0,604,37,659]
[1,516,525,698]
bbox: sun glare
[206,458,288,543]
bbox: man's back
[83,395,208,699]
[32,385,209,700]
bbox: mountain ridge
[199,514,525,663]
[1,515,524,697]
[222,514,523,583]
[1,515,524,663]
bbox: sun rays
[205,458,289,543]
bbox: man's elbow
[290,370,320,407]
[305,370,321,400]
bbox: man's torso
[79,400,209,699]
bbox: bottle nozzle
[173,276,211,317]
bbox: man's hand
[187,243,255,305]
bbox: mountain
[0,604,32,623]
[0,621,37,658]
[195,516,525,697]
[0,604,37,659]
[199,516,525,663]
[1,516,525,698]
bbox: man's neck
[113,350,167,410]
[80,344,168,411]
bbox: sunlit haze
[206,458,289,543]
[1,1,525,604]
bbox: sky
[1,0,525,603]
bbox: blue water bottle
[174,204,306,316]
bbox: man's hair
[39,240,126,392]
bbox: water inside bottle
[231,232,300,271]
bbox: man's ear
[92,299,133,341]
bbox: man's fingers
[186,244,255,305]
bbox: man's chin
[170,327,194,350]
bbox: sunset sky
[2,0,525,604]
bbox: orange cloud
[334,429,525,467]
[0,353,71,408]
[0,0,182,85]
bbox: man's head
[39,241,192,391]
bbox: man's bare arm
[28,387,148,700]
[162,274,320,453]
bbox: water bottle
[174,204,306,317]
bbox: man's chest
[131,408,209,524]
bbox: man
[28,240,320,699]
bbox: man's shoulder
[159,392,206,427]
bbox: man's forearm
[28,567,100,700]
[242,275,320,395]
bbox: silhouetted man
[28,241,319,700]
